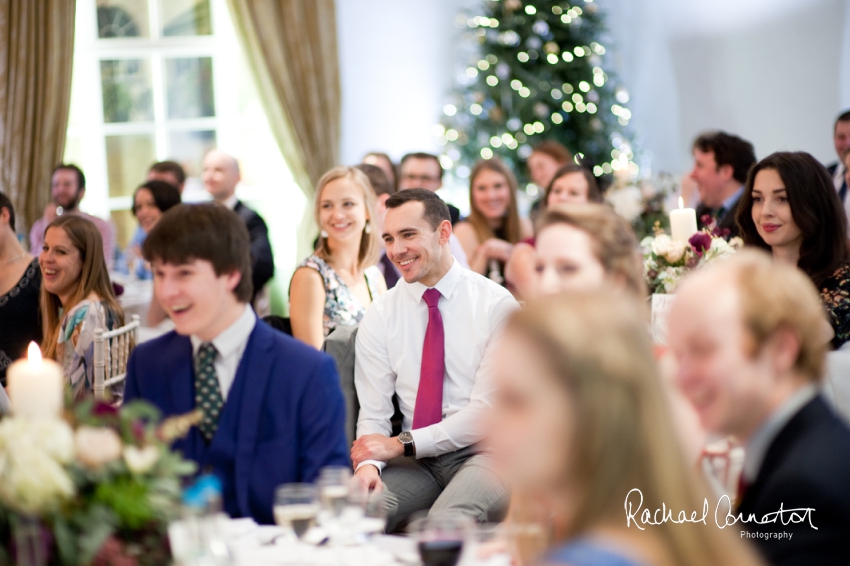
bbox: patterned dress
[296,255,383,337]
[821,263,850,349]
[57,299,120,399]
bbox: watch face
[399,432,412,443]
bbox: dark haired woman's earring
[364,221,371,234]
[320,229,329,238]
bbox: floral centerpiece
[0,399,199,566]
[641,229,743,295]
[606,171,678,241]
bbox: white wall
[336,0,850,178]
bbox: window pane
[97,0,149,38]
[105,134,156,198]
[168,130,217,179]
[161,0,212,36]
[101,59,154,123]
[165,57,216,119]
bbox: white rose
[728,237,744,250]
[124,445,160,474]
[75,426,123,469]
[651,234,673,258]
[663,240,687,264]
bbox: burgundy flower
[689,232,712,255]
[93,401,119,417]
[699,214,714,227]
[686,256,700,269]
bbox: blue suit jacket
[124,320,349,524]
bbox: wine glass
[273,483,320,541]
[409,513,471,566]
[317,466,353,544]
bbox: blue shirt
[719,186,745,218]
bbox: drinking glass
[409,513,471,566]
[318,466,352,519]
[273,483,320,541]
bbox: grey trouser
[381,445,509,533]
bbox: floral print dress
[58,300,119,399]
[821,263,850,349]
[296,255,382,337]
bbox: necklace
[0,252,25,266]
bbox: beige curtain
[0,0,76,234]
[226,0,340,198]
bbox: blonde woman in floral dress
[289,166,386,349]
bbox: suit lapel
[231,323,275,515]
[167,336,203,461]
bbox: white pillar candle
[670,196,698,242]
[6,342,64,419]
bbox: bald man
[202,150,275,301]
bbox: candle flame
[27,342,43,368]
[678,196,684,210]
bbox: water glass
[273,483,320,540]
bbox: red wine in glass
[418,539,464,566]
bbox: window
[65,0,306,308]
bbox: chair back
[94,314,140,400]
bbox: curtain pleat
[226,0,340,198]
[0,0,76,234]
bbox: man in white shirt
[202,150,274,302]
[667,251,850,565]
[351,189,518,531]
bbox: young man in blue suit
[124,203,349,525]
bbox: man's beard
[56,192,81,211]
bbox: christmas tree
[437,0,637,193]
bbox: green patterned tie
[194,342,223,442]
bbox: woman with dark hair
[126,180,182,280]
[454,158,532,285]
[736,151,850,347]
[505,164,603,298]
[0,193,41,387]
[40,215,125,399]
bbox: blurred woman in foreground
[486,292,762,566]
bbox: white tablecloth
[171,518,511,566]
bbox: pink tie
[413,288,445,429]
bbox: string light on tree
[439,0,638,191]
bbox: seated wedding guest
[488,292,761,566]
[362,151,397,192]
[352,189,517,531]
[526,140,573,224]
[737,151,850,348]
[123,161,187,278]
[398,152,461,225]
[690,131,756,238]
[290,166,386,349]
[124,204,349,524]
[454,159,533,285]
[202,150,274,303]
[826,110,850,205]
[30,164,116,267]
[125,181,182,281]
[669,251,850,565]
[355,163,401,288]
[396,152,470,268]
[40,216,124,399]
[533,204,644,298]
[0,193,41,387]
[505,165,603,298]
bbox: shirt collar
[742,383,818,482]
[406,258,461,302]
[190,304,256,358]
[222,194,239,211]
[721,185,745,212]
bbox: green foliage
[441,0,635,187]
[94,477,154,530]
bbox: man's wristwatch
[398,432,416,457]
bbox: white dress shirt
[355,259,519,470]
[190,304,256,401]
[222,193,239,211]
[741,384,818,483]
